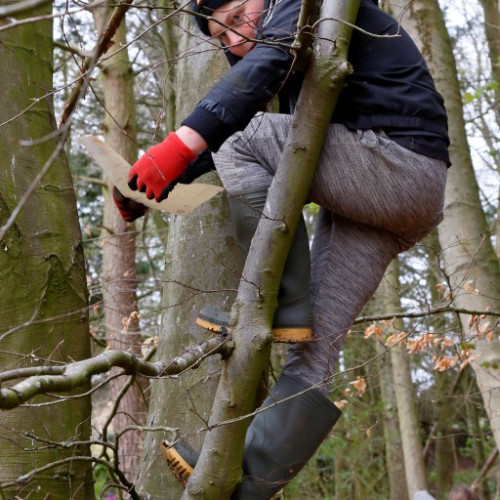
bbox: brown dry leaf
[350,377,367,397]
[141,336,158,358]
[440,337,454,349]
[386,331,407,347]
[437,283,452,302]
[407,333,438,354]
[122,311,141,333]
[469,314,479,329]
[464,280,479,294]
[364,324,384,340]
[459,352,480,371]
[478,320,492,336]
[334,399,348,409]
[433,356,457,372]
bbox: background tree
[0,1,94,498]
[135,8,243,499]
[405,0,500,455]
[92,2,147,481]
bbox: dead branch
[1,455,140,499]
[0,337,232,410]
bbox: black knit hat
[191,0,230,36]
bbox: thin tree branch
[354,306,500,325]
[0,338,232,410]
[471,448,499,493]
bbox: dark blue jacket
[182,0,450,164]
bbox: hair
[447,486,479,500]
[191,0,230,36]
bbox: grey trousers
[214,113,447,394]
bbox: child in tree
[116,0,450,497]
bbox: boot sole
[196,317,312,343]
[161,440,193,487]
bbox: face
[207,0,265,58]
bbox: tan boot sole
[196,318,312,343]
[161,440,193,487]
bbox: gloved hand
[128,132,197,202]
[112,186,147,222]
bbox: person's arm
[182,0,303,151]
[121,0,302,212]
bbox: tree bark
[0,2,94,498]
[404,0,500,454]
[380,260,429,499]
[93,2,147,482]
[477,0,500,261]
[136,11,242,499]
[184,1,361,498]
[92,4,148,482]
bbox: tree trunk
[92,5,148,482]
[185,1,361,498]
[136,12,241,499]
[405,0,500,454]
[477,0,500,260]
[380,260,428,499]
[478,0,500,124]
[0,3,94,498]
[374,335,409,499]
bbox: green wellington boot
[161,373,341,499]
[197,190,313,343]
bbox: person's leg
[283,125,447,393]
[283,211,403,393]
[165,114,447,497]
[200,114,314,342]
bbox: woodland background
[0,0,499,499]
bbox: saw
[80,135,224,216]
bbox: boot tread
[161,440,194,487]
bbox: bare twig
[1,455,139,499]
[471,448,499,493]
[354,306,500,325]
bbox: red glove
[128,132,197,202]
[112,186,147,222]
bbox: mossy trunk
[0,2,94,498]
